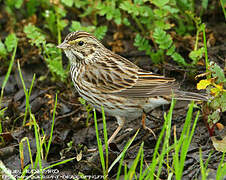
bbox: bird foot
[142,112,157,139]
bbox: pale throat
[65,48,97,65]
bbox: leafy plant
[197,62,226,127]
[96,1,122,25]
[0,33,18,109]
[79,97,93,126]
[153,28,187,65]
[69,21,107,40]
[24,24,67,82]
[0,33,17,146]
[43,5,68,39]
[4,0,23,12]
[0,33,18,60]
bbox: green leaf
[171,52,187,66]
[43,10,57,37]
[58,19,68,31]
[208,109,221,124]
[69,21,95,33]
[74,0,89,8]
[201,0,209,9]
[15,0,23,9]
[26,0,40,16]
[5,33,18,52]
[153,28,172,49]
[153,28,187,66]
[61,0,73,7]
[211,92,226,112]
[47,59,67,82]
[134,0,145,5]
[134,34,164,63]
[94,26,107,40]
[166,44,176,56]
[221,92,226,112]
[96,2,121,24]
[0,40,7,58]
[152,0,169,7]
[44,43,68,82]
[78,97,86,105]
[163,5,179,13]
[120,1,139,16]
[112,9,122,25]
[24,24,46,47]
[189,47,204,63]
[80,6,93,17]
[210,62,225,83]
[122,17,131,26]
[153,9,168,17]
[154,20,171,29]
[150,50,164,63]
[134,34,151,53]
[55,6,67,17]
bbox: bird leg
[107,116,125,144]
[87,116,125,153]
[142,112,156,139]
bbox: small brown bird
[57,31,207,144]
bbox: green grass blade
[139,144,144,180]
[45,93,57,160]
[42,157,75,171]
[199,148,206,180]
[31,114,43,179]
[201,24,209,75]
[110,129,140,179]
[174,101,199,180]
[216,152,226,180]
[17,61,32,126]
[156,99,174,178]
[101,106,109,178]
[0,40,17,109]
[19,164,30,180]
[127,142,144,180]
[219,0,226,20]
[93,108,105,175]
[143,98,175,180]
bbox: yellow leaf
[210,88,220,96]
[25,122,34,126]
[214,84,223,91]
[197,79,212,90]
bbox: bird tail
[173,90,209,101]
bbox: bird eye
[78,41,84,46]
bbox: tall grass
[94,99,226,179]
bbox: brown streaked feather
[65,31,94,41]
[80,49,177,98]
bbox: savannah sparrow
[57,31,207,144]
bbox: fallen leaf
[197,79,212,90]
[216,123,224,131]
[211,136,226,152]
[76,150,83,161]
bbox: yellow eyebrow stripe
[68,38,83,44]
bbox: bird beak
[57,41,69,49]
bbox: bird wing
[114,69,177,98]
[82,53,176,98]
